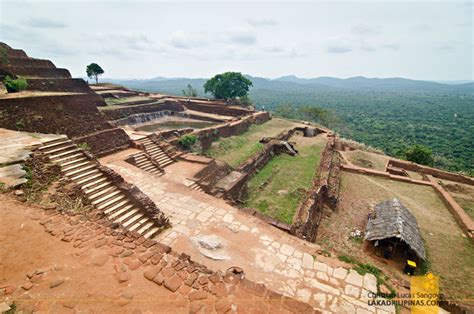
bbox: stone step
[54,153,85,164]
[141,165,156,172]
[144,227,159,239]
[123,213,144,228]
[134,155,147,162]
[154,155,170,162]
[84,181,112,194]
[39,139,72,151]
[43,143,76,155]
[104,200,130,215]
[41,137,69,147]
[62,160,91,172]
[77,173,105,186]
[97,194,126,211]
[60,157,88,167]
[64,164,96,177]
[160,160,174,167]
[114,207,139,224]
[91,189,121,205]
[108,204,134,220]
[146,147,160,153]
[49,148,81,159]
[129,217,149,232]
[137,221,154,235]
[150,169,162,175]
[88,186,117,201]
[69,169,100,181]
[136,160,153,167]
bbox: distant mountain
[105,75,474,95]
[274,75,474,93]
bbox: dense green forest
[110,76,474,175]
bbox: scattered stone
[191,235,230,260]
[150,254,162,265]
[121,291,134,300]
[185,272,199,286]
[107,247,124,257]
[161,267,175,277]
[139,252,155,263]
[26,270,37,279]
[21,282,34,290]
[128,260,143,271]
[143,266,163,281]
[50,279,65,288]
[62,300,78,309]
[91,255,109,267]
[164,276,182,292]
[189,290,207,301]
[302,253,314,269]
[240,278,266,297]
[211,282,227,297]
[153,274,165,286]
[14,190,24,196]
[117,272,131,283]
[215,299,231,313]
[189,302,204,314]
[94,238,107,248]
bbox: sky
[0,0,472,80]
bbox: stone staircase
[184,179,204,193]
[128,152,164,176]
[135,137,175,168]
[39,137,161,239]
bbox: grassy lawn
[204,118,298,168]
[243,134,327,224]
[342,150,390,171]
[321,172,474,302]
[105,96,153,106]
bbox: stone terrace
[100,152,395,313]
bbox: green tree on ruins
[86,63,104,84]
[404,144,434,166]
[203,72,253,100]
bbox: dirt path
[0,194,307,313]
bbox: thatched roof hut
[364,199,426,260]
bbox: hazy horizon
[1,0,472,81]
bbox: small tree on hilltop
[86,63,104,84]
[203,72,253,101]
[404,144,434,166]
[182,84,198,97]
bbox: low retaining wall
[9,66,71,78]
[101,101,185,121]
[195,112,271,151]
[26,78,93,93]
[341,164,433,186]
[179,99,253,117]
[0,94,112,138]
[292,136,340,242]
[8,57,55,68]
[110,110,223,127]
[427,175,474,238]
[75,128,131,157]
[387,159,474,186]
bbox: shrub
[4,76,28,93]
[178,134,198,149]
[404,144,434,166]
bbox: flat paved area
[100,152,395,313]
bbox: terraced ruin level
[1,42,473,313]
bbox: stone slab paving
[0,128,64,187]
[100,155,395,314]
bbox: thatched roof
[364,199,426,260]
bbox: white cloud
[326,37,353,54]
[26,17,66,29]
[225,26,257,45]
[247,17,277,27]
[351,24,380,36]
